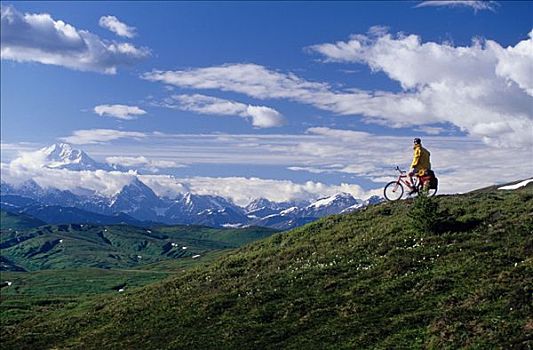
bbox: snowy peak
[364,195,383,206]
[109,178,162,220]
[308,192,360,210]
[245,198,275,213]
[40,143,108,171]
[179,193,237,213]
[303,193,361,218]
[112,178,160,204]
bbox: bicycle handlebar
[395,166,406,174]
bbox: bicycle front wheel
[384,181,404,201]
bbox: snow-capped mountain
[165,192,247,225]
[1,143,384,229]
[245,198,311,220]
[245,198,277,213]
[249,192,376,230]
[302,192,362,217]
[341,195,383,214]
[109,178,164,221]
[41,143,110,171]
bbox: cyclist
[409,137,431,193]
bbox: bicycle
[383,166,437,201]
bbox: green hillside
[0,220,276,271]
[2,186,532,349]
[0,210,45,230]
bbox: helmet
[413,138,421,145]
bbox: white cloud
[414,126,447,135]
[1,150,137,196]
[1,144,377,203]
[139,175,376,205]
[306,127,371,141]
[99,15,136,38]
[52,129,532,191]
[309,30,533,147]
[142,63,330,100]
[60,129,147,144]
[163,94,285,128]
[3,129,532,202]
[1,5,149,74]
[106,156,184,169]
[94,104,147,120]
[490,29,533,96]
[143,29,532,147]
[415,1,498,11]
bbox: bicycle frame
[393,166,418,193]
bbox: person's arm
[410,147,421,169]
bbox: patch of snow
[146,230,152,234]
[171,243,178,247]
[262,213,280,220]
[118,288,125,292]
[222,223,242,228]
[182,246,188,250]
[498,179,533,190]
[59,239,63,243]
[5,281,12,286]
[192,254,201,259]
[137,255,142,259]
[340,203,365,214]
[308,193,354,209]
[280,207,298,215]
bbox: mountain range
[0,143,382,229]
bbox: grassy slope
[0,222,276,271]
[2,187,532,349]
[0,251,231,328]
[0,211,44,230]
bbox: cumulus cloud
[143,29,532,147]
[60,129,147,144]
[309,29,533,147]
[415,1,498,12]
[1,5,149,74]
[163,94,285,128]
[94,104,147,120]
[1,149,137,196]
[309,30,532,146]
[99,15,136,38]
[139,175,376,205]
[490,29,533,96]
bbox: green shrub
[408,195,440,233]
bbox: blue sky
[1,1,532,204]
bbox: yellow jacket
[411,144,431,176]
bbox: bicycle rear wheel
[384,181,404,201]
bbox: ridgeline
[2,183,532,349]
